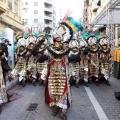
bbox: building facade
[83,0,89,31]
[0,0,23,34]
[83,0,120,46]
[22,0,55,34]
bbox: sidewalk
[6,77,18,91]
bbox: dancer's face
[20,46,24,51]
[41,44,45,49]
[102,45,107,49]
[81,46,85,50]
[54,41,61,48]
[29,43,34,49]
[72,47,78,52]
[91,44,96,49]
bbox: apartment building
[0,0,23,34]
[22,0,55,34]
[83,0,89,31]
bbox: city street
[0,76,120,120]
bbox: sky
[53,0,84,22]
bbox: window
[25,19,28,23]
[34,2,38,6]
[34,10,38,14]
[8,0,12,10]
[34,19,38,23]
[25,2,28,5]
[14,0,18,14]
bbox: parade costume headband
[36,27,48,45]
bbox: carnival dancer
[79,38,89,87]
[11,34,27,87]
[0,39,8,114]
[82,32,100,86]
[68,37,81,88]
[97,34,111,86]
[45,15,83,120]
[26,30,37,86]
[34,33,49,86]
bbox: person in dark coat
[1,39,11,84]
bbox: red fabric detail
[51,59,55,65]
[53,37,61,42]
[61,58,66,66]
[62,32,66,37]
[51,58,66,66]
[45,58,51,104]
[37,73,41,79]
[27,71,31,76]
[84,55,86,61]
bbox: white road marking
[84,86,109,120]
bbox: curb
[6,77,19,91]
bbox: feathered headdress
[82,32,93,41]
[54,10,84,42]
[24,27,38,46]
[16,30,25,43]
[36,30,48,45]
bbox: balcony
[44,15,53,21]
[0,0,7,14]
[44,8,53,13]
[6,9,22,22]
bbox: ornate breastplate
[48,58,66,102]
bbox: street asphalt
[0,76,120,120]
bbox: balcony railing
[44,8,53,13]
[44,15,53,20]
[6,9,21,23]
